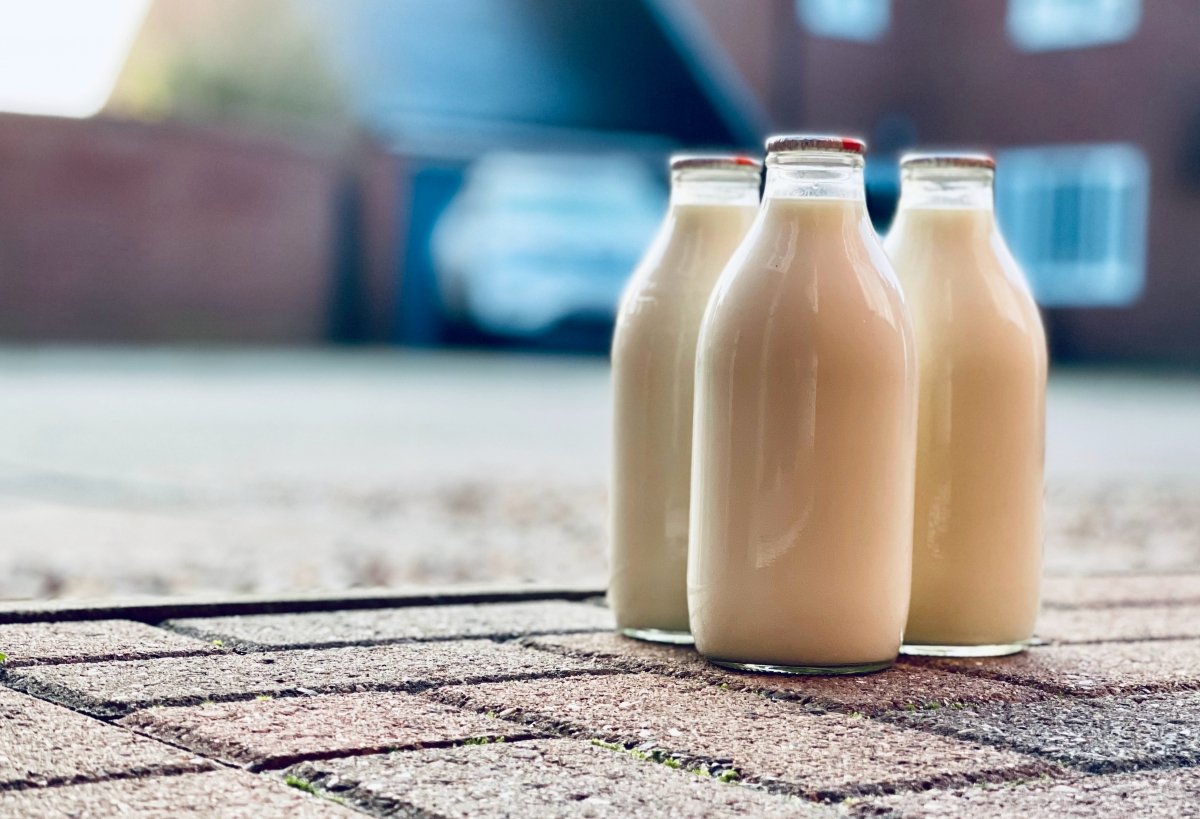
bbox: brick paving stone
[4,640,612,718]
[529,633,1047,714]
[426,673,1054,799]
[121,691,541,770]
[852,767,1200,818]
[0,770,361,818]
[0,620,218,668]
[1042,573,1200,609]
[1037,604,1200,644]
[288,738,830,817]
[925,639,1200,696]
[0,687,210,791]
[888,692,1200,772]
[165,601,614,650]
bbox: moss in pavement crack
[284,774,348,808]
[463,736,507,746]
[284,775,318,795]
[591,738,739,783]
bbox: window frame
[996,143,1150,308]
[796,0,890,43]
[1006,0,1141,52]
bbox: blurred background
[1,0,1198,600]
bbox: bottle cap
[670,154,763,172]
[765,135,867,155]
[900,153,995,171]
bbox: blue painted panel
[301,0,738,144]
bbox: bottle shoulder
[705,231,907,325]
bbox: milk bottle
[610,155,762,643]
[885,154,1047,656]
[689,136,917,673]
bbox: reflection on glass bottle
[689,136,918,674]
[609,155,761,644]
[885,153,1047,657]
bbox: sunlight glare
[0,0,151,118]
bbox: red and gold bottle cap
[670,154,763,172]
[765,135,867,155]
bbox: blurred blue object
[304,0,763,149]
[997,143,1149,307]
[796,0,890,42]
[300,0,763,349]
[431,153,665,338]
[1006,0,1141,51]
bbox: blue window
[996,144,1149,307]
[796,0,889,42]
[1007,0,1140,51]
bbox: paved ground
[2,351,1197,814]
[2,578,1200,817]
[2,348,1199,600]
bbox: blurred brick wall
[0,113,393,344]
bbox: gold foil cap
[901,153,995,171]
[670,154,763,172]
[765,135,867,155]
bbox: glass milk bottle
[610,155,762,643]
[884,154,1047,656]
[689,136,917,673]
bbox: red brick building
[2,0,1196,364]
[695,0,1200,365]
[0,114,398,343]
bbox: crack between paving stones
[156,625,610,654]
[0,648,224,670]
[242,733,548,773]
[0,588,608,627]
[286,764,447,819]
[792,761,1063,805]
[1,666,630,719]
[0,762,217,796]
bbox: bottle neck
[670,169,760,207]
[763,152,866,203]
[898,169,994,211]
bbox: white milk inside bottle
[688,136,917,673]
[884,154,1047,656]
[609,155,762,643]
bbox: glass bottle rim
[670,154,762,173]
[900,152,995,172]
[765,134,867,156]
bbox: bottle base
[619,627,695,646]
[707,657,894,676]
[900,641,1028,658]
